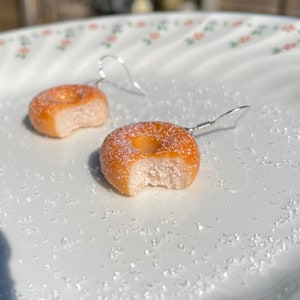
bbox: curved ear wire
[96,54,146,96]
[94,56,250,135]
[186,105,250,137]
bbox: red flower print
[282,24,295,32]
[42,29,52,36]
[16,46,30,58]
[193,32,205,40]
[61,39,71,46]
[232,20,243,27]
[0,39,5,46]
[136,21,146,28]
[56,39,72,51]
[183,20,194,26]
[238,36,251,43]
[18,47,30,55]
[149,32,160,40]
[283,43,296,50]
[107,35,117,43]
[88,23,99,30]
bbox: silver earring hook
[96,54,146,96]
[186,105,250,137]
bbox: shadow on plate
[22,114,36,134]
[88,148,124,196]
[0,229,16,300]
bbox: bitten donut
[100,121,200,196]
[29,84,108,138]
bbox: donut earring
[28,54,143,138]
[29,83,109,138]
[99,105,250,196]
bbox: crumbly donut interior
[128,157,190,195]
[55,100,107,137]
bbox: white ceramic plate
[0,12,300,300]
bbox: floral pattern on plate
[0,13,299,59]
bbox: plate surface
[0,12,300,300]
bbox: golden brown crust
[100,121,200,196]
[29,84,108,138]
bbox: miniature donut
[29,84,108,138]
[100,121,200,196]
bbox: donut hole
[56,89,82,103]
[131,136,162,153]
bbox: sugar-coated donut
[29,84,108,138]
[100,121,200,196]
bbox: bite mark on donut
[54,99,108,137]
[129,157,191,195]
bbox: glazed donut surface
[29,84,108,138]
[100,121,200,196]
